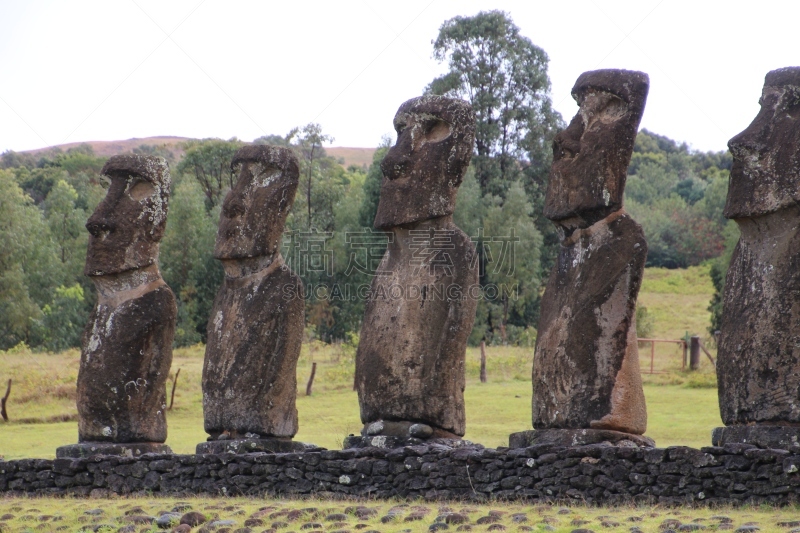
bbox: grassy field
[1,496,798,533]
[0,266,721,460]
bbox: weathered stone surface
[373,95,475,230]
[712,426,800,449]
[342,435,478,450]
[55,442,172,459]
[509,429,654,449]
[532,70,650,437]
[355,95,478,438]
[196,438,318,455]
[202,145,305,440]
[76,155,176,445]
[717,67,800,434]
[544,69,649,226]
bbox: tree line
[0,11,734,352]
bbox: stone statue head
[544,69,649,228]
[84,155,171,277]
[725,67,800,219]
[374,95,475,230]
[214,145,299,260]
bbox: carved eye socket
[784,88,800,114]
[99,176,111,189]
[422,119,451,143]
[127,177,155,201]
[394,120,407,136]
[595,96,627,124]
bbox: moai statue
[197,145,313,454]
[56,155,176,458]
[348,95,479,449]
[713,67,800,449]
[509,69,654,449]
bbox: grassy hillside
[326,146,376,168]
[0,267,721,459]
[20,136,191,158]
[18,137,375,171]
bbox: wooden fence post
[306,362,317,396]
[480,341,487,383]
[690,336,701,370]
[1,379,10,422]
[168,369,180,411]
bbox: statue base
[342,435,478,449]
[509,429,655,448]
[196,438,321,454]
[712,425,800,449]
[56,442,172,459]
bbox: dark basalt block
[56,442,172,459]
[196,438,320,455]
[509,429,655,448]
[712,426,800,449]
[342,435,479,450]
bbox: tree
[358,138,391,229]
[44,180,87,274]
[288,124,335,230]
[425,11,561,343]
[160,177,222,346]
[481,181,542,342]
[177,138,244,211]
[0,170,59,349]
[427,10,562,198]
[33,284,88,352]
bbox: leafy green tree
[44,180,87,276]
[427,10,562,198]
[452,167,482,238]
[287,123,335,230]
[425,10,563,343]
[50,145,105,176]
[481,181,542,342]
[1,150,38,170]
[33,284,88,351]
[357,139,391,229]
[0,170,59,348]
[133,143,178,165]
[160,177,222,345]
[708,221,740,336]
[18,167,70,205]
[177,138,244,211]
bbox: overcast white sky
[1,1,797,155]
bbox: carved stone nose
[223,199,246,218]
[380,151,411,181]
[86,219,113,237]
[554,134,581,159]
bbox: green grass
[0,266,722,459]
[0,496,796,532]
[637,264,718,377]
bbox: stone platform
[509,428,655,448]
[712,426,800,449]
[56,442,172,459]
[343,435,477,450]
[196,438,319,455]
[7,442,800,505]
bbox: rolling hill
[19,137,377,169]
